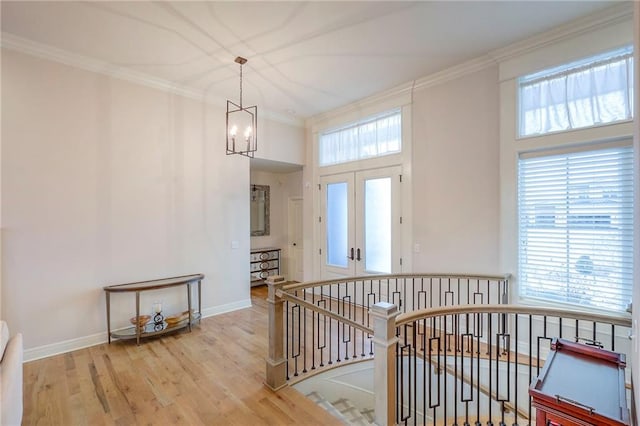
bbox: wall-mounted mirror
[250,184,270,236]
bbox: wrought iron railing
[394,305,632,425]
[264,274,632,426]
[272,274,509,381]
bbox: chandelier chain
[239,62,243,108]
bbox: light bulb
[229,125,238,137]
[244,126,252,138]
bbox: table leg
[136,291,141,345]
[198,279,202,323]
[187,284,192,332]
[106,292,111,344]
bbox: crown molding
[2,2,631,130]
[412,55,497,93]
[1,32,206,100]
[306,81,413,130]
[1,32,304,128]
[488,2,633,63]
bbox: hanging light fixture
[226,56,257,157]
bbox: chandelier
[226,56,257,157]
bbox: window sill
[514,295,631,320]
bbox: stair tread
[307,392,374,425]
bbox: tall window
[519,45,634,137]
[518,145,633,312]
[319,109,401,166]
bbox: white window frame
[498,17,635,314]
[318,108,402,167]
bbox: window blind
[319,109,401,166]
[518,144,634,312]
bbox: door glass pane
[364,177,391,273]
[326,182,348,267]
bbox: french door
[320,166,402,279]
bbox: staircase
[306,391,374,425]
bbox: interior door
[320,166,401,280]
[287,197,304,282]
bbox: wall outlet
[231,240,239,249]
[413,243,421,253]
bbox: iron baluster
[285,300,290,380]
[302,290,307,373]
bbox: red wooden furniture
[529,338,629,426]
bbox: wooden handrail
[281,273,511,292]
[276,289,374,335]
[397,303,631,327]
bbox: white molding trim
[23,298,252,362]
[1,3,631,131]
[307,3,632,127]
[412,55,497,93]
[306,82,413,131]
[1,32,204,101]
[200,298,252,319]
[0,32,304,128]
[24,330,108,363]
[488,2,633,63]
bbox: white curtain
[319,110,401,166]
[519,49,634,137]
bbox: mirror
[250,184,270,236]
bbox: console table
[529,338,629,426]
[104,273,204,345]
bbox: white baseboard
[24,298,253,362]
[200,298,252,319]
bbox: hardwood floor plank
[23,286,340,425]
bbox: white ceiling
[1,1,627,123]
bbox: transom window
[519,45,634,137]
[319,109,401,166]
[518,144,633,313]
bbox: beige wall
[411,65,500,274]
[254,119,305,165]
[1,49,253,355]
[250,169,303,277]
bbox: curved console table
[104,273,204,345]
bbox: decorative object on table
[152,301,164,331]
[165,310,194,326]
[129,315,151,330]
[226,56,257,157]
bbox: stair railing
[265,273,510,389]
[390,304,632,426]
[266,275,632,426]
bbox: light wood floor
[22,286,343,426]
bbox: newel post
[370,302,400,426]
[265,281,287,391]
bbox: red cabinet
[529,338,629,426]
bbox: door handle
[348,247,354,260]
[356,248,361,261]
